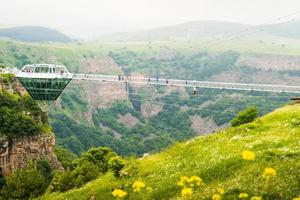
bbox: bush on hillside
[0,161,51,199]
[74,147,118,173]
[55,146,78,170]
[108,156,126,177]
[49,147,125,192]
[0,92,49,138]
[231,106,259,127]
[0,74,14,84]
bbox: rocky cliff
[0,134,63,176]
[0,74,63,176]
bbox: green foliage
[55,87,288,158]
[108,50,239,79]
[231,106,259,127]
[49,147,124,192]
[0,73,14,84]
[0,40,90,70]
[52,99,194,157]
[75,147,118,173]
[51,160,100,192]
[108,156,126,177]
[50,113,114,155]
[36,159,54,183]
[55,146,78,169]
[0,162,48,199]
[41,105,300,200]
[0,91,50,138]
[0,175,5,190]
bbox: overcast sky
[0,0,299,38]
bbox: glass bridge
[16,64,73,101]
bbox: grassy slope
[0,39,97,71]
[41,104,300,200]
[0,26,72,43]
[95,35,300,56]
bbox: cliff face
[0,74,63,176]
[0,133,63,176]
[0,76,26,95]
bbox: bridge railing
[72,73,300,94]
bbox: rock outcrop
[0,133,63,176]
[0,76,26,95]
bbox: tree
[49,147,124,192]
[75,147,118,173]
[231,106,259,127]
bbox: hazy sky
[0,0,299,38]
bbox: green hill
[0,26,72,43]
[100,20,300,42]
[102,20,251,41]
[41,104,300,200]
[263,20,300,39]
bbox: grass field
[40,104,300,200]
[93,34,300,56]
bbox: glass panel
[17,77,72,101]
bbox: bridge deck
[72,73,300,94]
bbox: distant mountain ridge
[0,26,73,43]
[100,20,300,41]
[262,20,300,39]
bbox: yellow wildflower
[239,193,248,199]
[262,167,277,178]
[251,196,262,200]
[293,195,300,200]
[181,187,193,197]
[196,181,203,186]
[177,176,189,187]
[132,180,146,192]
[212,194,221,200]
[112,189,127,198]
[188,175,201,182]
[217,188,225,195]
[242,150,255,161]
[189,175,204,186]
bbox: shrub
[55,146,78,169]
[49,147,124,192]
[75,147,118,173]
[36,159,53,182]
[108,156,126,177]
[231,106,259,127]
[0,162,48,199]
[0,91,50,138]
